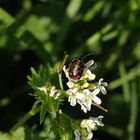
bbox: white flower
[90,116,104,126]
[96,78,108,95]
[91,89,102,105]
[82,89,101,111]
[83,60,96,81]
[77,89,94,113]
[86,132,93,140]
[76,116,104,140]
[67,80,75,88]
[78,100,88,113]
[67,88,85,106]
[38,86,61,99]
[74,129,93,140]
[38,86,47,92]
[82,89,92,111]
[81,119,96,132]
[74,129,81,140]
[77,89,102,113]
[50,88,61,99]
[81,116,104,133]
[84,68,96,81]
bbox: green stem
[59,54,69,72]
[127,81,138,140]
[92,102,108,112]
[59,72,64,90]
[118,62,130,102]
[109,64,140,90]
[58,54,68,90]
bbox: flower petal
[101,86,107,95]
[99,78,103,85]
[92,96,101,105]
[85,69,92,75]
[93,116,104,126]
[83,89,90,94]
[86,132,93,140]
[88,122,95,129]
[38,86,47,92]
[84,60,94,68]
[74,129,81,140]
[83,99,92,111]
[92,88,100,95]
[69,97,76,106]
[76,93,85,100]
[67,81,75,88]
[79,102,88,113]
[81,120,86,128]
[102,82,108,86]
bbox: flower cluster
[74,116,104,140]
[33,56,107,140]
[63,59,108,140]
[63,63,107,113]
[38,85,61,99]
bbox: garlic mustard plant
[28,54,108,140]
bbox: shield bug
[68,54,95,81]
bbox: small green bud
[88,83,95,90]
[51,85,56,90]
[83,82,89,88]
[45,81,51,88]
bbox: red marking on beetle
[69,72,73,76]
[76,75,81,79]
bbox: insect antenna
[82,53,94,61]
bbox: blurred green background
[0,0,140,140]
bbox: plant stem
[58,54,68,90]
[109,64,140,90]
[92,102,108,112]
[127,81,138,140]
[59,54,69,72]
[59,72,64,90]
[118,62,130,102]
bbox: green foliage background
[0,0,140,140]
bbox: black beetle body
[68,54,95,81]
[68,58,85,81]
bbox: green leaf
[66,0,83,18]
[40,100,48,124]
[0,127,25,140]
[0,8,15,27]
[19,31,51,61]
[28,65,57,89]
[28,64,62,124]
[102,31,118,41]
[83,1,105,21]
